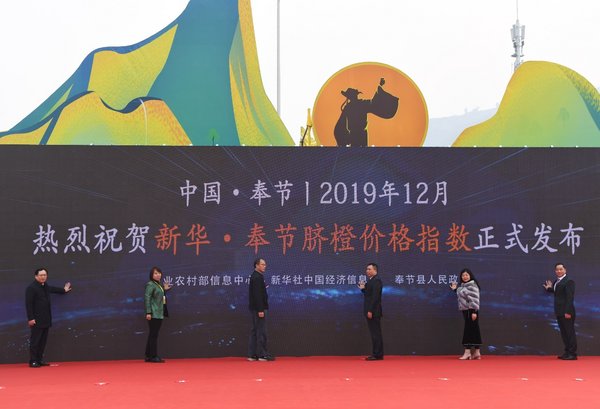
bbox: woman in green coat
[144,267,171,363]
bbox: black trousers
[367,316,384,358]
[29,326,50,364]
[556,315,577,355]
[145,319,163,358]
[248,310,268,358]
[462,310,482,348]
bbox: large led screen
[1,147,598,363]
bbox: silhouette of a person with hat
[334,78,399,147]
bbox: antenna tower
[511,0,526,71]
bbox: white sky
[0,0,598,141]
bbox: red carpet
[0,356,598,409]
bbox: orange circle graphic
[313,62,428,147]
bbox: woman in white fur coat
[450,268,482,360]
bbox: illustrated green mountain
[453,61,600,147]
[0,0,292,146]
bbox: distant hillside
[424,108,497,146]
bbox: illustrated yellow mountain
[454,61,600,147]
[0,0,292,146]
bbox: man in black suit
[543,262,577,360]
[358,263,383,360]
[25,268,72,367]
[247,258,274,361]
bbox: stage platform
[1,356,598,408]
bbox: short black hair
[555,262,566,269]
[254,258,265,268]
[34,268,47,276]
[367,263,378,272]
[149,266,162,281]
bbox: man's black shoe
[365,356,384,361]
[258,356,275,361]
[29,362,41,368]
[146,357,165,363]
[39,361,50,366]
[559,355,578,360]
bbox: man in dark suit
[358,263,383,360]
[543,262,577,360]
[25,268,72,367]
[247,258,274,361]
